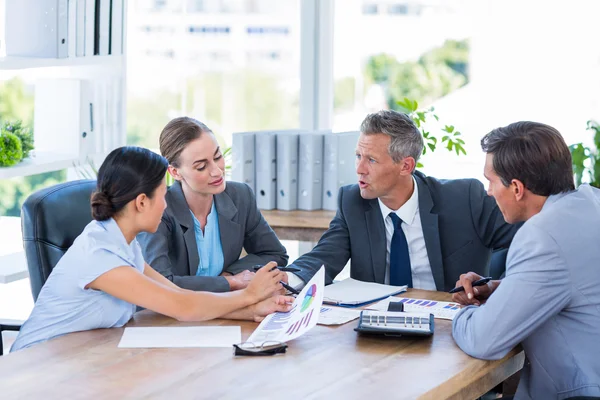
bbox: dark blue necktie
[389,213,412,288]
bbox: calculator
[354,310,434,337]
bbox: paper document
[318,306,361,326]
[118,326,241,348]
[368,297,462,320]
[248,266,325,343]
[323,278,407,307]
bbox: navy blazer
[137,181,288,292]
[292,171,520,290]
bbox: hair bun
[90,190,116,221]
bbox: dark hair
[159,117,213,167]
[481,121,575,196]
[360,110,424,164]
[91,146,168,221]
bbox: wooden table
[0,290,524,399]
[261,209,335,242]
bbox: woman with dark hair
[11,146,291,351]
[137,117,289,293]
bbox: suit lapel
[415,172,444,290]
[365,199,386,283]
[169,182,200,276]
[214,189,240,267]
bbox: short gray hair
[360,110,424,164]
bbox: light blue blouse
[190,201,224,277]
[11,218,145,351]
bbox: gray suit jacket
[292,171,519,290]
[453,184,600,399]
[137,181,288,292]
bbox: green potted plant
[569,120,600,188]
[396,97,466,167]
[0,120,34,167]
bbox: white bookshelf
[0,2,128,182]
[0,151,79,180]
[0,1,128,286]
[0,55,124,71]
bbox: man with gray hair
[287,110,519,291]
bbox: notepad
[323,278,407,307]
[118,326,241,348]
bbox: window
[362,3,378,15]
[127,0,301,150]
[189,26,231,34]
[334,0,600,182]
[246,26,289,35]
[387,4,409,15]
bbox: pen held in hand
[252,265,301,273]
[252,265,301,295]
[449,277,493,294]
[280,281,300,295]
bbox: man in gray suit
[452,121,600,399]
[287,110,519,291]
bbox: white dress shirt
[378,178,437,290]
[287,178,437,291]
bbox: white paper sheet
[323,278,407,306]
[318,306,361,326]
[117,326,241,348]
[367,297,462,320]
[247,266,325,343]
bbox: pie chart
[301,284,317,312]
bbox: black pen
[449,277,493,294]
[252,265,301,295]
[252,265,301,273]
[280,281,300,295]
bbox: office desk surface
[261,209,335,242]
[0,289,524,400]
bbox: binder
[84,0,96,56]
[5,0,69,58]
[298,131,327,210]
[231,132,256,193]
[96,0,110,56]
[34,79,95,160]
[276,131,300,211]
[110,0,124,55]
[254,131,277,210]
[76,0,86,56]
[322,131,360,210]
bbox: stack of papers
[323,278,407,307]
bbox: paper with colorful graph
[247,266,325,343]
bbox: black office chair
[0,319,22,356]
[21,180,96,301]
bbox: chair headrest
[21,179,96,250]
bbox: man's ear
[134,193,148,213]
[511,179,526,201]
[168,165,183,182]
[400,156,416,175]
